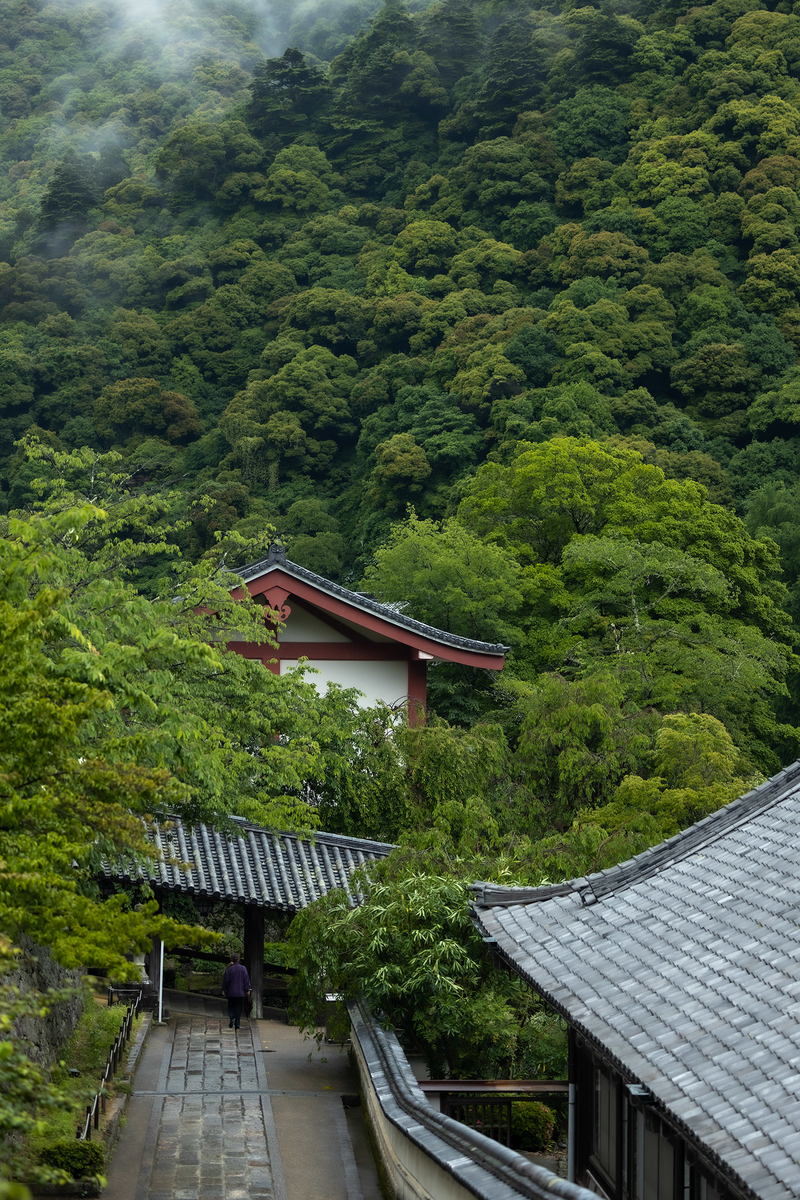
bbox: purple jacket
[222,962,251,998]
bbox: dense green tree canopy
[361,511,524,644]
[0,504,218,976]
[0,0,797,811]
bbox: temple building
[109,550,507,1019]
[471,763,800,1200]
[228,543,509,713]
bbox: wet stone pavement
[107,990,380,1200]
[139,1016,281,1200]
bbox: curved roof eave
[234,547,510,666]
[470,759,800,909]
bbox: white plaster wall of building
[279,658,411,709]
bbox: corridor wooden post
[243,905,265,1019]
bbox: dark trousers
[227,996,244,1028]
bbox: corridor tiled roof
[471,761,800,1200]
[105,817,394,911]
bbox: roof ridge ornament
[267,541,287,564]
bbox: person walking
[221,952,251,1030]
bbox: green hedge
[41,1139,105,1178]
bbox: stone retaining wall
[9,937,84,1068]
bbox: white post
[158,939,165,1023]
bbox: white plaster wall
[280,658,409,708]
[351,1032,480,1200]
[280,604,351,642]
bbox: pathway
[105,991,380,1200]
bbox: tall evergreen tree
[472,16,547,137]
[247,48,332,144]
[34,151,100,256]
[38,152,100,228]
[419,0,484,92]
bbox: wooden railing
[169,946,297,974]
[77,993,140,1142]
[446,1097,514,1145]
[106,985,142,1006]
[418,1080,569,1149]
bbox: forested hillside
[3,0,800,780]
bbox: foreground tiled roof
[236,544,510,657]
[471,761,800,1200]
[105,817,394,911]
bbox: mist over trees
[1,2,798,807]
[1,0,798,820]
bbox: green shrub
[51,1000,126,1084]
[510,1100,556,1152]
[263,941,293,968]
[41,1138,105,1178]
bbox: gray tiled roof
[105,817,394,911]
[471,761,800,1200]
[236,543,510,657]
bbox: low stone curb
[103,1011,153,1161]
[122,1009,153,1085]
[28,1181,103,1198]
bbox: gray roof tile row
[104,816,394,910]
[471,760,800,1200]
[349,995,598,1200]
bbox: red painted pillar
[408,656,427,725]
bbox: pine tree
[419,0,484,92]
[472,17,546,138]
[247,48,332,143]
[38,151,100,229]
